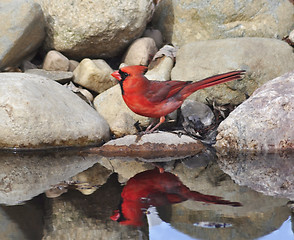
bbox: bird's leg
[146,116,166,133]
[145,120,156,132]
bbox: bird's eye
[119,70,129,80]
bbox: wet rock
[0,0,45,70]
[152,0,294,47]
[171,37,294,105]
[215,71,294,153]
[87,131,205,162]
[25,69,73,83]
[93,84,151,137]
[73,58,116,93]
[42,50,70,71]
[123,37,158,66]
[0,73,110,148]
[143,28,163,48]
[38,0,156,59]
[0,150,99,205]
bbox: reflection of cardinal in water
[111,168,241,226]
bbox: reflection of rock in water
[217,152,294,200]
[0,150,99,205]
[71,163,112,195]
[45,163,113,198]
[43,174,149,240]
[162,160,291,240]
[0,196,44,240]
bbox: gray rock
[0,0,45,70]
[0,73,110,148]
[42,50,70,71]
[25,69,73,83]
[123,37,158,66]
[152,0,294,47]
[215,71,294,153]
[171,37,294,105]
[143,28,163,49]
[181,100,214,127]
[38,0,155,59]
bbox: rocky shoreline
[0,0,293,154]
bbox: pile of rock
[0,0,293,153]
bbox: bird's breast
[122,94,183,118]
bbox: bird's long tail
[180,70,246,99]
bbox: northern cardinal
[111,65,245,132]
[111,168,241,226]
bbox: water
[0,149,293,240]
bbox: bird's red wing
[145,80,191,103]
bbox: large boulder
[37,0,156,59]
[171,38,294,105]
[152,0,294,47]
[0,0,45,70]
[0,73,110,148]
[215,71,294,153]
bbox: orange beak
[111,70,122,81]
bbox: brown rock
[73,58,116,93]
[87,131,205,162]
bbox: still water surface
[0,149,293,240]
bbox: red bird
[111,65,245,132]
